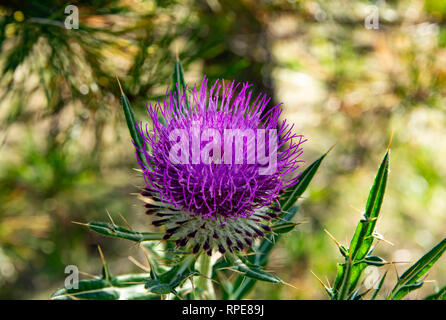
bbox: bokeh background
[0,0,445,299]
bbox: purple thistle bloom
[136,77,306,255]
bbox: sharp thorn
[324,229,343,249]
[310,270,330,290]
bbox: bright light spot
[13,11,24,22]
[80,84,89,95]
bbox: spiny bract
[135,77,306,255]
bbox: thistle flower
[136,77,305,255]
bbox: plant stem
[197,254,216,300]
[337,258,352,300]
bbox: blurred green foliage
[0,0,445,299]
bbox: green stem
[337,258,352,300]
[197,254,216,300]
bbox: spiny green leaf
[349,151,390,262]
[232,264,282,283]
[333,264,346,294]
[271,221,301,234]
[348,289,362,300]
[145,279,175,295]
[117,79,147,167]
[172,58,190,114]
[51,273,159,300]
[347,262,368,294]
[228,255,282,283]
[389,238,446,300]
[332,150,390,300]
[371,270,388,300]
[86,221,164,242]
[391,282,424,300]
[145,255,198,295]
[362,255,386,267]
